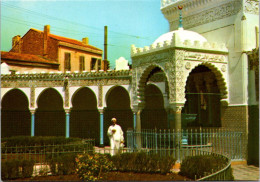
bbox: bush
[1,159,34,180]
[179,154,233,180]
[20,160,34,178]
[111,152,176,174]
[47,153,77,175]
[75,153,114,181]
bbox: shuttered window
[79,56,85,72]
[64,53,71,71]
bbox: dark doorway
[104,86,133,146]
[35,88,65,136]
[141,84,168,130]
[70,87,99,143]
[183,65,221,128]
[1,89,31,137]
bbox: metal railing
[1,139,95,163]
[127,128,244,161]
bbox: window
[98,59,101,70]
[79,56,85,72]
[64,53,71,71]
[91,58,97,70]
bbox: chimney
[12,35,22,53]
[44,25,50,56]
[82,37,89,45]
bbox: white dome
[153,28,207,44]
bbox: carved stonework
[30,86,35,108]
[175,50,185,103]
[98,85,103,107]
[169,1,242,30]
[133,50,173,68]
[184,52,226,63]
[245,0,259,14]
[65,83,69,108]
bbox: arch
[184,62,228,100]
[36,87,64,108]
[136,64,168,105]
[1,88,31,137]
[70,87,99,142]
[183,64,222,128]
[104,85,133,146]
[35,88,65,136]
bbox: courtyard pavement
[232,164,259,181]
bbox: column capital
[64,108,71,114]
[30,108,36,114]
[98,108,105,113]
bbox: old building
[2,25,107,73]
[1,0,259,164]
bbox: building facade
[1,0,259,164]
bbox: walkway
[232,164,259,181]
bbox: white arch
[1,88,30,107]
[70,86,98,108]
[35,87,64,108]
[104,85,131,108]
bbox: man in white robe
[107,118,124,156]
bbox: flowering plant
[75,153,114,181]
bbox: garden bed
[11,171,190,181]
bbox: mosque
[1,0,259,164]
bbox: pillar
[65,109,70,138]
[133,112,137,130]
[30,109,35,137]
[99,109,104,147]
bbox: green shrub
[1,159,35,180]
[20,160,34,178]
[75,153,114,181]
[179,154,233,180]
[47,153,77,175]
[111,152,176,174]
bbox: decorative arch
[70,87,99,142]
[35,88,65,136]
[136,64,168,106]
[1,88,31,137]
[183,64,224,127]
[36,87,64,108]
[184,62,228,101]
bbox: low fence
[127,128,244,161]
[1,139,95,164]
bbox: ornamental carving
[245,0,259,14]
[133,50,173,67]
[175,50,185,103]
[184,52,226,62]
[98,85,103,107]
[30,86,35,108]
[170,1,242,30]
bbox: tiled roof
[1,51,59,65]
[30,28,102,51]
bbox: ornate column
[30,109,36,137]
[65,109,70,138]
[133,104,144,149]
[99,108,104,147]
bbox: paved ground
[232,164,259,181]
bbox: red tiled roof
[1,51,59,65]
[30,28,102,51]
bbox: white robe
[107,124,124,156]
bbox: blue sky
[1,0,169,69]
